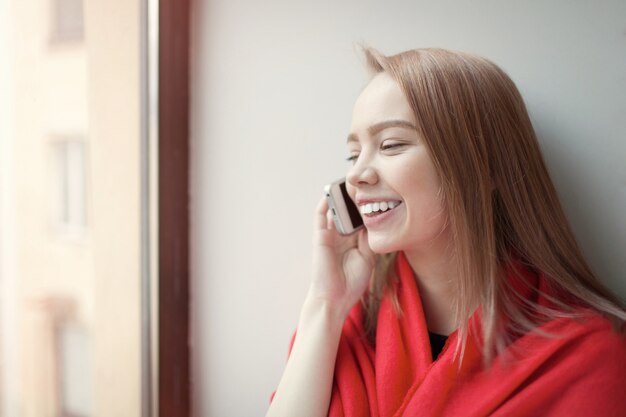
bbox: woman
[267,48,626,417]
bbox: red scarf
[327,252,626,416]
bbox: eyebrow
[347,119,418,143]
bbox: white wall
[190,1,626,415]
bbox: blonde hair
[361,47,626,362]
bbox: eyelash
[347,142,405,162]
[381,142,404,151]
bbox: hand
[308,196,375,316]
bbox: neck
[403,233,458,335]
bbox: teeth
[360,201,400,215]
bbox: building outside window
[50,0,84,43]
[49,138,88,238]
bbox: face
[346,72,450,255]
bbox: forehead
[350,72,416,132]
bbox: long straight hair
[361,48,625,362]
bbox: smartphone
[324,178,364,235]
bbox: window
[0,0,190,414]
[59,321,93,416]
[1,0,148,415]
[51,0,84,43]
[49,138,88,238]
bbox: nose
[346,160,378,188]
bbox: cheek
[406,191,445,226]
[401,194,448,249]
[395,156,441,202]
[399,164,447,232]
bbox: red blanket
[327,252,626,416]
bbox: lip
[359,201,402,229]
[355,197,402,205]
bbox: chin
[366,232,402,255]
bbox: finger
[326,207,336,231]
[357,228,374,261]
[314,196,329,230]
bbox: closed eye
[381,141,407,151]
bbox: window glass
[0,0,145,415]
[51,0,84,43]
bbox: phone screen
[339,181,363,229]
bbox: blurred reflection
[51,0,84,43]
[0,0,142,415]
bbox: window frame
[155,0,190,415]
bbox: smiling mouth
[360,201,402,217]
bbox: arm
[265,295,345,417]
[266,197,374,417]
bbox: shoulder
[566,312,626,371]
[536,310,625,364]
[493,312,626,416]
[548,313,626,415]
[499,311,626,390]
[558,310,624,349]
[536,312,625,410]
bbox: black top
[428,331,448,360]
